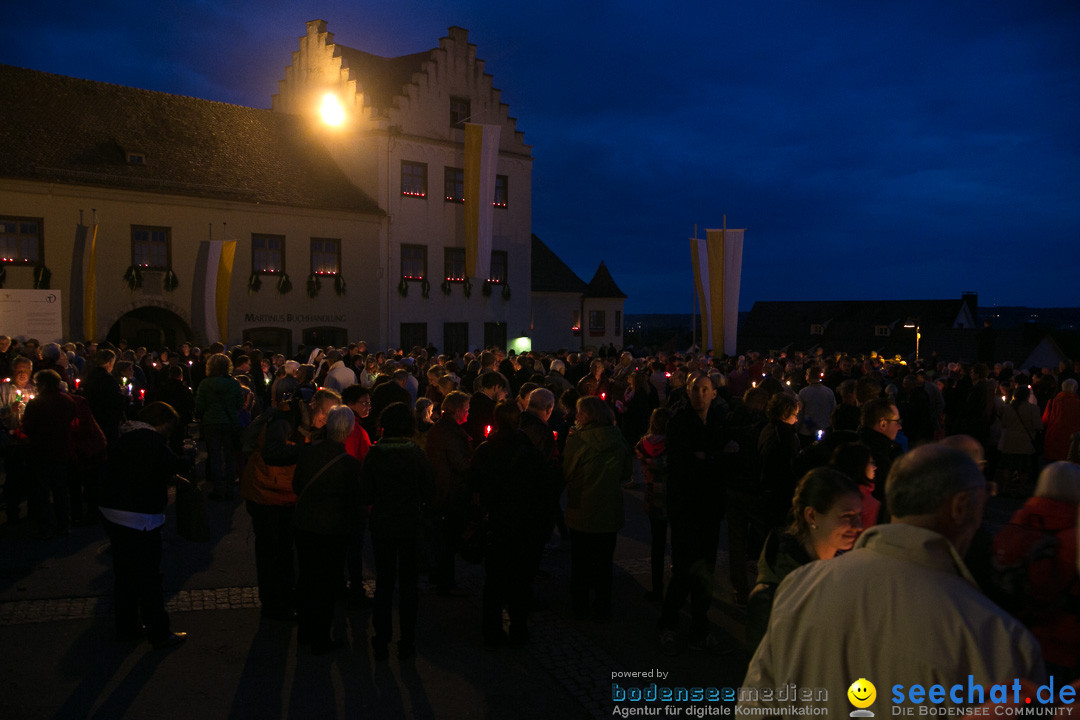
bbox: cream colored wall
[531,291,583,352]
[0,178,381,348]
[583,297,626,351]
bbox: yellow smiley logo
[847,678,876,709]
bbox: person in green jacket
[563,395,632,622]
[194,353,244,499]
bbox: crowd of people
[1,332,1079,687]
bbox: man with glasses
[857,397,904,521]
[741,443,1044,718]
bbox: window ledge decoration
[441,279,452,296]
[248,271,262,294]
[398,277,409,297]
[334,274,346,297]
[502,284,511,301]
[421,278,431,299]
[163,269,179,292]
[277,273,292,295]
[123,265,143,292]
[0,265,6,289]
[306,272,322,299]
[463,277,472,298]
[482,280,493,297]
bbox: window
[874,325,891,337]
[444,167,464,203]
[444,247,466,281]
[252,234,284,275]
[0,216,43,265]
[400,322,427,350]
[484,322,507,350]
[243,327,293,357]
[488,250,508,283]
[589,310,606,337]
[615,310,622,337]
[493,175,508,208]
[127,152,146,166]
[444,322,469,357]
[401,161,427,198]
[450,96,470,129]
[401,244,427,280]
[810,324,824,336]
[572,310,582,336]
[310,237,340,275]
[131,225,171,270]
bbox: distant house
[739,293,979,359]
[530,235,626,352]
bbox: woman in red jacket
[1042,378,1080,461]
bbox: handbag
[1013,404,1044,455]
[175,475,211,541]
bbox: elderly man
[740,443,1045,718]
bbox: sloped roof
[335,47,432,113]
[0,64,382,214]
[585,261,627,299]
[531,235,587,294]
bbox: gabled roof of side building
[585,261,627,299]
[531,235,588,294]
[0,64,382,214]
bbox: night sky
[4,1,1078,313]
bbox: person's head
[139,401,179,435]
[788,467,863,559]
[886,444,990,556]
[283,359,300,377]
[325,349,343,365]
[526,387,556,422]
[95,349,117,373]
[687,372,716,415]
[378,402,415,439]
[479,371,508,400]
[829,443,876,484]
[1011,384,1031,408]
[549,359,566,376]
[862,397,901,440]
[938,433,987,471]
[441,390,471,425]
[392,369,410,387]
[1033,462,1080,504]
[492,400,522,434]
[206,353,232,377]
[233,354,251,372]
[324,405,356,443]
[32,368,63,394]
[766,393,800,425]
[1063,378,1079,396]
[271,376,300,404]
[647,407,672,437]
[576,395,615,428]
[0,335,9,352]
[40,342,62,365]
[341,384,372,418]
[310,388,342,429]
[415,397,434,425]
[10,357,33,386]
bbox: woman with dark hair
[828,442,881,530]
[194,353,243,499]
[758,393,802,530]
[361,402,434,661]
[746,467,863,648]
[562,395,632,621]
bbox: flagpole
[691,224,697,351]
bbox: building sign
[0,289,63,343]
[243,312,347,324]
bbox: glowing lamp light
[600,392,607,400]
[320,93,345,126]
[484,424,493,438]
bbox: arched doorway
[106,306,194,350]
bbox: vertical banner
[689,235,712,350]
[84,224,98,341]
[691,226,745,356]
[70,223,88,341]
[203,240,236,343]
[464,122,501,281]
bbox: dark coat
[425,414,473,509]
[291,440,362,536]
[667,404,729,525]
[99,425,182,514]
[360,438,434,542]
[470,429,550,542]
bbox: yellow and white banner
[464,122,501,280]
[204,240,236,344]
[690,227,744,356]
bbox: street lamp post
[903,321,921,361]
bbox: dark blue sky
[4,1,1078,313]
